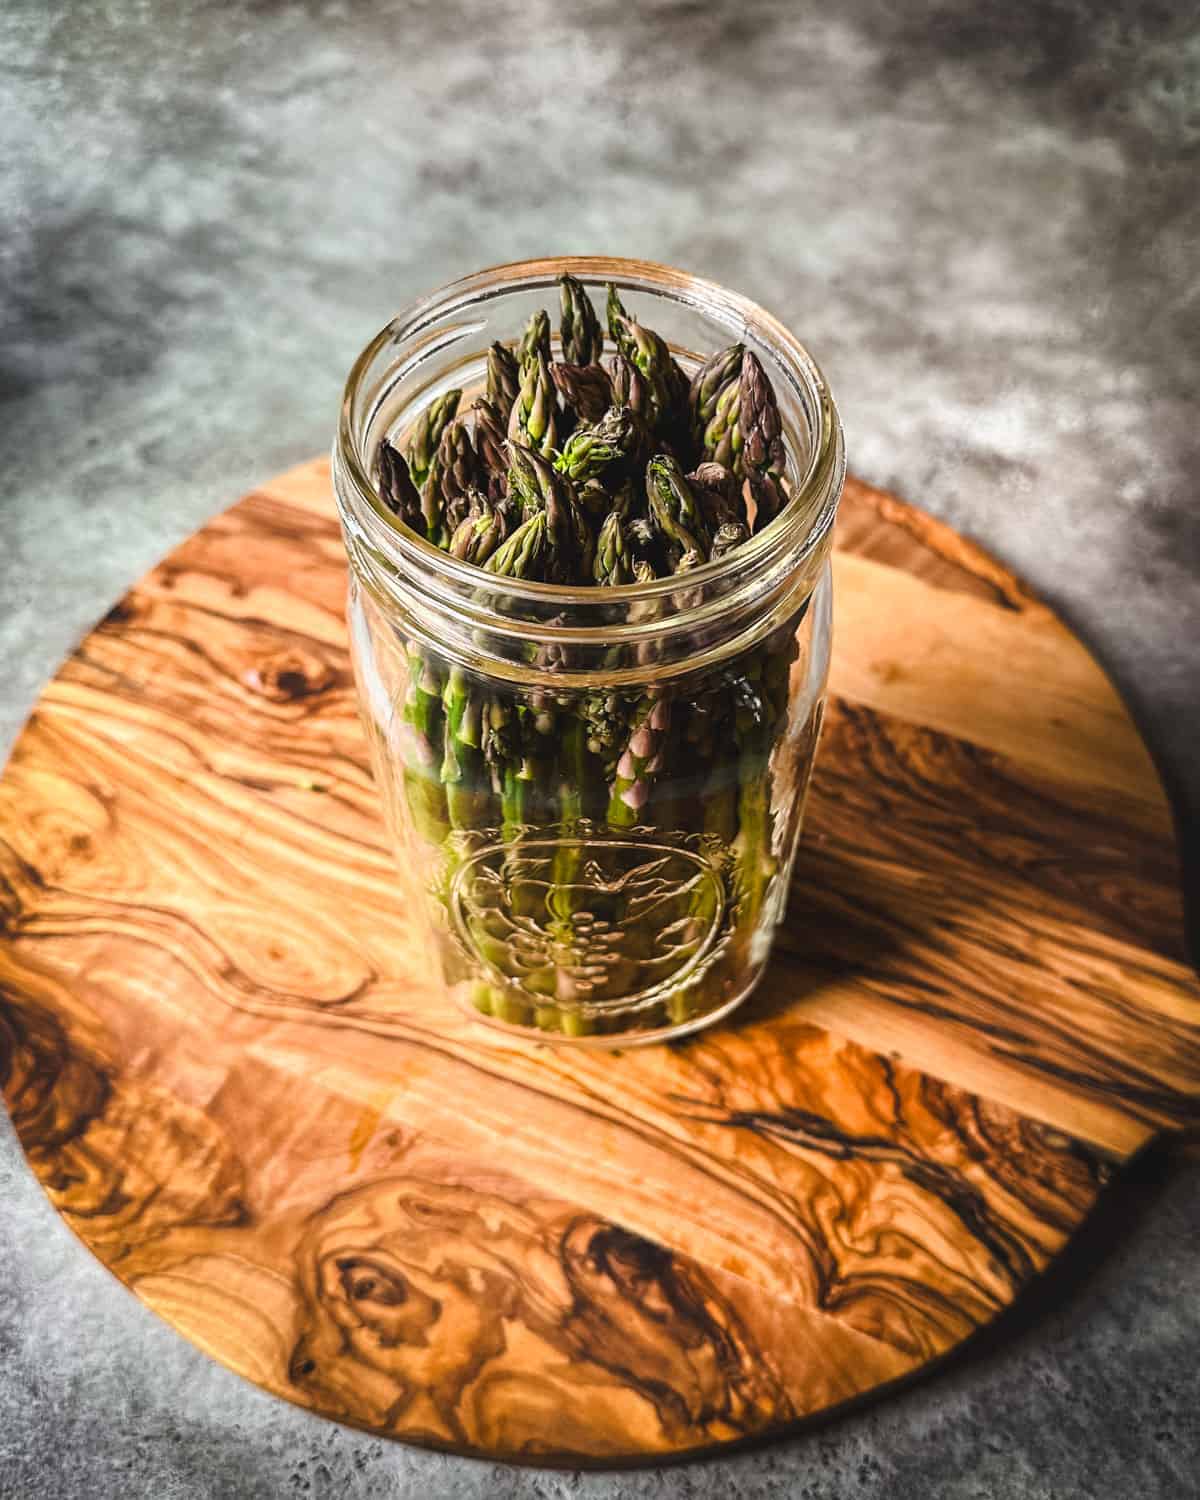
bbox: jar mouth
[334,255,845,617]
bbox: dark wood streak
[1,457,1198,1464]
[812,701,1188,963]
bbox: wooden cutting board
[2,460,1198,1466]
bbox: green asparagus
[471,400,509,498]
[689,343,743,448]
[376,438,426,537]
[427,417,480,544]
[507,347,560,457]
[593,510,634,585]
[486,342,520,424]
[517,308,551,370]
[605,284,679,431]
[406,388,461,492]
[484,508,548,578]
[646,454,711,566]
[554,404,650,485]
[559,272,604,365]
[371,277,814,1037]
[606,352,652,421]
[449,493,509,566]
[551,361,612,424]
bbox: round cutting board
[2,461,1198,1465]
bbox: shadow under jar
[333,257,845,1045]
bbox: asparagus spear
[745,469,789,533]
[730,351,789,530]
[471,399,509,499]
[607,693,671,828]
[689,344,743,450]
[407,388,461,493]
[401,642,450,845]
[517,308,551,370]
[440,663,491,830]
[483,513,556,842]
[484,508,549,578]
[729,668,775,927]
[551,361,612,425]
[593,510,635,585]
[699,370,742,470]
[738,350,786,478]
[487,342,520,425]
[427,416,481,545]
[687,460,747,530]
[559,273,603,365]
[449,493,510,566]
[507,347,560,458]
[646,454,711,567]
[580,687,628,765]
[506,441,593,582]
[577,477,612,523]
[627,515,663,575]
[696,678,739,843]
[605,285,678,429]
[606,353,652,421]
[376,439,426,537]
[554,404,650,485]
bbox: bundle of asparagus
[373,276,806,1036]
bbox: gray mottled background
[2,2,1198,1496]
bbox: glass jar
[332,257,845,1045]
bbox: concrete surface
[2,1,1198,1495]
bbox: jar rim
[334,255,845,612]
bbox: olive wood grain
[1,460,1197,1465]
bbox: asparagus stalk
[551,361,612,424]
[407,388,461,494]
[427,416,480,545]
[376,439,426,537]
[486,342,520,425]
[646,454,711,567]
[577,476,612,523]
[471,399,510,500]
[449,493,509,566]
[554,404,650,485]
[517,308,551,370]
[484,508,549,578]
[559,273,603,365]
[607,693,671,829]
[689,344,743,450]
[483,517,555,844]
[605,285,678,430]
[593,510,635,585]
[441,664,491,830]
[606,352,652,421]
[699,373,741,471]
[401,642,450,845]
[738,350,786,478]
[745,469,789,534]
[737,350,789,531]
[687,460,747,531]
[711,520,751,558]
[506,440,593,582]
[507,347,560,457]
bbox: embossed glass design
[333,257,845,1044]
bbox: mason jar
[332,256,845,1045]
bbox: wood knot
[245,649,335,703]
